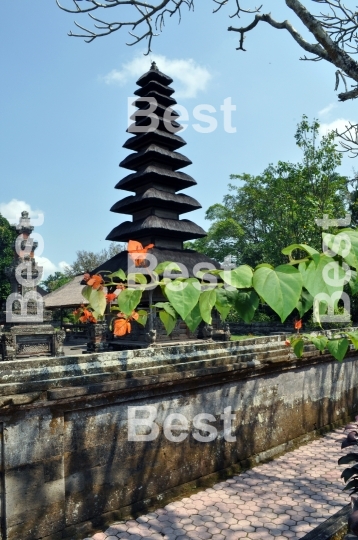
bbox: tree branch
[228,11,329,60]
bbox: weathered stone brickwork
[0,337,357,539]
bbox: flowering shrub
[75,230,358,361]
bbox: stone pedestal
[0,325,65,360]
[86,322,110,353]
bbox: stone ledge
[301,503,350,540]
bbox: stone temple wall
[0,337,357,539]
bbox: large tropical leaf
[164,279,201,321]
[298,255,345,300]
[117,289,142,316]
[184,303,203,333]
[323,229,358,271]
[215,288,238,321]
[326,338,350,362]
[296,288,314,318]
[219,265,253,289]
[199,289,216,324]
[234,290,260,323]
[154,261,182,276]
[253,264,302,322]
[89,288,106,317]
[159,310,177,335]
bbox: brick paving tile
[83,428,351,540]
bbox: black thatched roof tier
[106,216,206,242]
[115,166,197,192]
[110,188,201,214]
[134,80,175,97]
[136,67,173,87]
[91,247,220,277]
[127,114,182,135]
[119,144,192,172]
[123,130,186,152]
[133,91,177,109]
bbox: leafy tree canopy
[0,214,16,305]
[40,272,72,293]
[186,116,354,267]
[64,242,123,277]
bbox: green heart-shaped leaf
[164,279,201,321]
[89,288,106,316]
[234,290,259,323]
[184,302,202,333]
[199,289,216,324]
[309,335,328,352]
[117,289,142,316]
[215,288,238,321]
[220,265,253,289]
[326,338,350,362]
[159,310,177,335]
[253,264,302,322]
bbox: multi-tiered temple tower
[106,62,207,251]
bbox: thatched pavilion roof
[43,274,88,309]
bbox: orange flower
[106,293,117,303]
[112,310,139,336]
[87,274,104,290]
[294,319,302,331]
[285,340,291,346]
[113,318,131,336]
[128,240,154,267]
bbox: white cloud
[102,54,212,98]
[0,199,43,225]
[318,103,337,117]
[36,258,71,280]
[319,118,357,138]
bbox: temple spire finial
[150,61,158,71]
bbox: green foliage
[117,289,142,316]
[0,213,16,305]
[82,225,358,362]
[186,117,351,267]
[65,242,124,276]
[40,271,72,293]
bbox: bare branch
[228,12,330,59]
[336,122,358,158]
[57,0,192,52]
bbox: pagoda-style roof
[110,188,201,215]
[119,144,192,172]
[115,166,197,193]
[107,61,207,250]
[134,80,175,97]
[92,247,220,277]
[136,67,173,87]
[107,216,205,243]
[123,129,186,152]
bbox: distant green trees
[0,214,16,305]
[40,272,72,293]
[186,117,354,267]
[63,242,123,277]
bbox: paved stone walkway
[85,428,350,540]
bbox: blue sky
[1,1,357,276]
